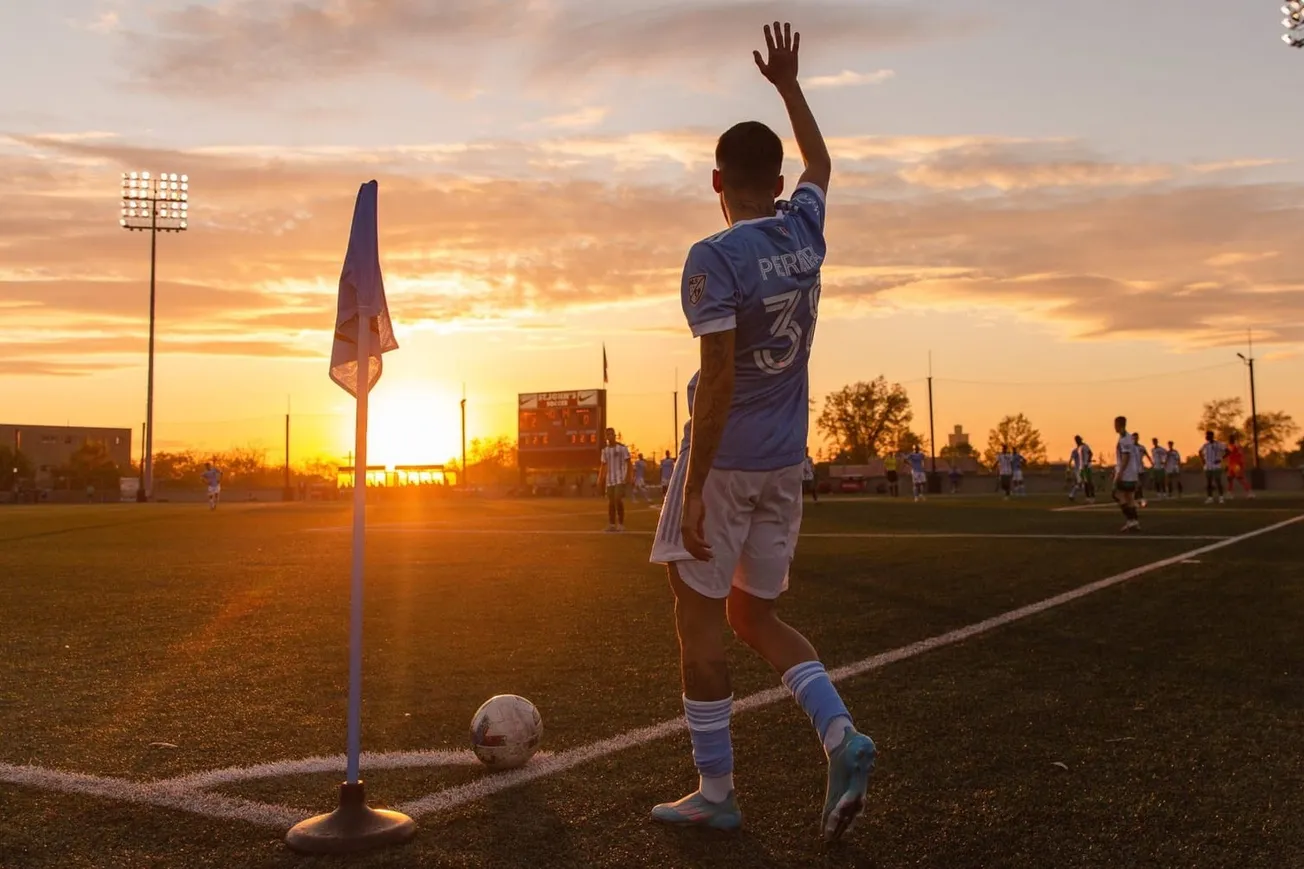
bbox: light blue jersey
[202,468,221,487]
[906,451,926,474]
[680,183,826,471]
[634,459,646,484]
[660,457,674,484]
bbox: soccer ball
[470,694,542,769]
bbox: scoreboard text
[517,390,607,470]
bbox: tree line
[813,379,1302,470]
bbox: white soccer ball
[470,694,542,769]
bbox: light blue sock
[783,661,854,754]
[683,696,734,802]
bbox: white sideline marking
[320,527,1229,542]
[0,762,304,827]
[2,514,1298,828]
[156,748,493,791]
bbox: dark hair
[716,122,784,192]
[1115,416,1127,429]
[1206,430,1215,440]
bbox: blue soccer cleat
[651,790,743,831]
[822,730,876,842]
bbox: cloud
[4,132,1302,377]
[805,69,895,90]
[538,107,610,130]
[123,0,961,97]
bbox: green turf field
[1,493,1302,868]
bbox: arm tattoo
[686,330,737,495]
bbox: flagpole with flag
[602,342,609,386]
[287,181,414,854]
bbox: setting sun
[350,382,463,468]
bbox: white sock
[699,773,733,803]
[822,715,854,754]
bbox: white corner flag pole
[346,310,370,785]
[287,180,412,854]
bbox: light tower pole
[120,171,189,501]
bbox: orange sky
[3,1,1301,467]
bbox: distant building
[0,423,133,483]
[948,425,970,450]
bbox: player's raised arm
[754,21,831,195]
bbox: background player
[202,462,222,511]
[1113,417,1141,532]
[906,446,928,501]
[649,22,875,842]
[660,450,675,498]
[997,446,1014,499]
[1011,448,1027,498]
[1069,435,1095,503]
[884,452,900,498]
[1165,440,1183,498]
[1225,432,1254,499]
[802,449,819,504]
[1132,433,1151,507]
[1149,438,1168,501]
[1200,430,1226,505]
[633,453,650,503]
[599,428,631,531]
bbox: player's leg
[649,456,745,829]
[606,486,618,530]
[616,486,627,529]
[723,465,875,842]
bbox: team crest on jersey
[687,273,707,306]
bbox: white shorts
[911,471,927,486]
[650,450,802,601]
[208,484,221,496]
[1013,471,1024,482]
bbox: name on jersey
[758,246,822,281]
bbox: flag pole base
[285,781,416,855]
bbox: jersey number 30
[754,280,820,375]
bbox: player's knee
[725,595,774,647]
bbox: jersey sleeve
[681,241,740,337]
[781,182,827,241]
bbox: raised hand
[753,21,800,89]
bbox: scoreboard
[517,390,607,470]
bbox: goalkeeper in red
[649,23,875,842]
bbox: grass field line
[1,514,1297,829]
[0,762,304,827]
[394,513,1303,820]
[1052,501,1302,513]
[330,526,1231,542]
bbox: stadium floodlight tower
[120,171,189,501]
[1285,2,1304,47]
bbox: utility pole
[460,384,467,489]
[1238,330,1262,489]
[284,396,292,501]
[673,367,679,457]
[927,352,937,476]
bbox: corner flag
[603,343,609,385]
[288,180,414,854]
[330,181,398,396]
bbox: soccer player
[884,452,900,498]
[1150,438,1169,500]
[1069,435,1095,503]
[802,449,819,504]
[1200,430,1226,504]
[633,454,650,503]
[202,462,222,511]
[660,450,675,497]
[906,447,927,501]
[649,23,875,841]
[1131,433,1151,507]
[948,464,962,494]
[1165,440,1183,498]
[1113,416,1141,532]
[1011,449,1026,497]
[599,428,631,531]
[1225,432,1254,499]
[997,445,1014,499]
